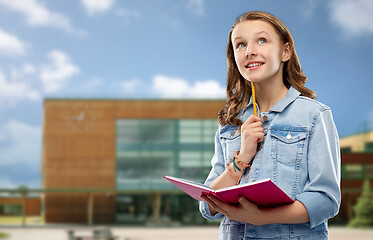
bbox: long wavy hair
[218,11,316,127]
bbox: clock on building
[65,102,95,132]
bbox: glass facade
[365,142,373,152]
[116,119,218,224]
[0,203,22,216]
[342,164,373,180]
[340,147,352,153]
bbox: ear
[281,42,291,62]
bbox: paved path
[1,226,373,240]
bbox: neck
[254,80,288,113]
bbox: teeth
[247,63,263,68]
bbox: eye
[237,43,246,49]
[258,38,267,44]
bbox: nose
[245,45,257,58]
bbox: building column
[152,192,161,222]
[21,192,26,227]
[88,193,94,225]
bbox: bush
[0,232,9,239]
[348,179,373,228]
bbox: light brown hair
[218,11,316,127]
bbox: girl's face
[231,20,290,84]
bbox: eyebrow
[233,31,271,42]
[256,31,270,36]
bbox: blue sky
[0,0,372,188]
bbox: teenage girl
[199,11,340,240]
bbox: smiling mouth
[245,62,264,69]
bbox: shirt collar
[245,86,301,113]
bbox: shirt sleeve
[295,108,341,228]
[199,126,225,221]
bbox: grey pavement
[1,226,373,240]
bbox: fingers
[241,120,264,141]
[238,196,251,206]
[243,115,262,125]
[240,114,264,161]
[201,194,230,217]
[256,132,264,143]
[248,121,263,130]
[238,197,258,211]
[242,116,263,132]
[238,197,260,222]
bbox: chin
[245,77,262,83]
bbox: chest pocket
[220,128,241,164]
[270,127,308,165]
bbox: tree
[16,185,29,193]
[348,179,373,228]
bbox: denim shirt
[199,86,341,239]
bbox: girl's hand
[239,115,264,163]
[201,194,310,226]
[201,194,263,225]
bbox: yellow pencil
[251,82,257,117]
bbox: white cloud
[187,0,205,17]
[115,8,142,22]
[0,0,83,35]
[0,120,41,167]
[10,62,36,80]
[152,75,225,99]
[22,63,36,74]
[120,75,225,98]
[40,50,80,93]
[121,78,144,93]
[0,28,28,56]
[81,0,115,15]
[329,0,373,38]
[0,70,40,108]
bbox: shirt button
[286,132,292,140]
[263,115,268,122]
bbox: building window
[0,204,22,216]
[364,142,373,152]
[116,119,217,190]
[340,147,352,153]
[115,119,217,224]
[344,164,364,179]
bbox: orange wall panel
[0,198,41,216]
[42,99,225,223]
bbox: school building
[336,130,373,222]
[1,99,372,225]
[41,99,224,224]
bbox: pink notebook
[164,176,294,208]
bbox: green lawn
[0,216,44,224]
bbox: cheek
[234,53,246,73]
[265,50,282,70]
[270,47,283,64]
[234,52,240,66]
